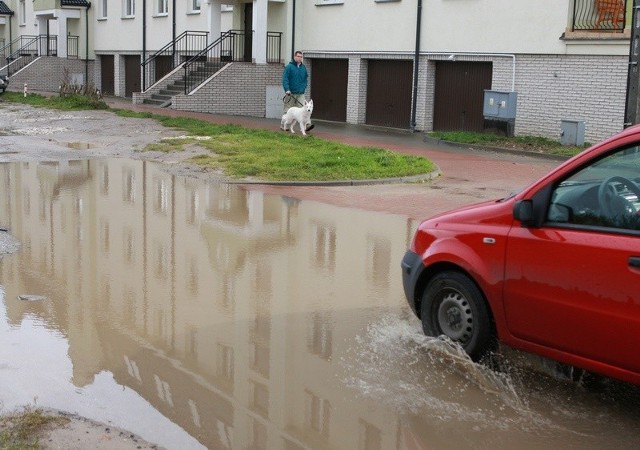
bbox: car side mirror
[513,200,534,226]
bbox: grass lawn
[0,92,436,182]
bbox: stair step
[159,89,180,96]
[142,98,166,106]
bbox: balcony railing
[572,0,629,32]
[67,35,79,58]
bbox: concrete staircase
[142,79,185,107]
[142,61,225,107]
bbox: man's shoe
[305,124,315,132]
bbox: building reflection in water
[0,159,415,449]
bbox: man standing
[282,50,314,132]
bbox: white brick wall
[7,57,95,92]
[172,63,283,117]
[514,54,626,143]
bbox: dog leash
[283,93,305,107]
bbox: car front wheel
[420,271,495,361]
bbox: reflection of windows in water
[188,256,198,295]
[305,390,331,437]
[250,341,270,378]
[100,164,109,195]
[366,235,391,290]
[153,240,168,278]
[186,189,198,225]
[122,168,135,202]
[124,227,135,264]
[358,419,382,450]
[220,275,235,310]
[253,262,272,295]
[100,219,109,253]
[187,399,201,428]
[154,178,169,214]
[311,222,336,270]
[308,312,332,360]
[250,380,269,416]
[123,288,136,326]
[217,343,234,381]
[186,327,198,357]
[153,374,174,406]
[23,189,30,216]
[252,315,271,343]
[250,416,267,448]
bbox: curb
[226,170,442,186]
[422,135,570,162]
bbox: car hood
[419,196,516,228]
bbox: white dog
[281,100,314,136]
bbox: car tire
[420,271,495,361]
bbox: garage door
[310,58,348,122]
[366,59,413,129]
[433,61,492,132]
[100,55,114,96]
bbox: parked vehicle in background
[0,75,8,93]
[402,125,640,386]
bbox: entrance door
[366,60,413,129]
[100,55,114,96]
[433,61,492,132]
[243,3,253,62]
[155,55,173,83]
[310,59,348,122]
[124,55,141,98]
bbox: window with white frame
[19,0,25,26]
[123,0,135,17]
[191,0,201,11]
[157,0,168,15]
[315,0,344,5]
[99,0,107,19]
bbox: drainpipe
[291,0,296,59]
[85,3,90,88]
[410,0,422,131]
[142,0,146,91]
[624,0,640,127]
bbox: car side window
[547,145,640,231]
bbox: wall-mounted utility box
[560,119,585,146]
[483,90,518,120]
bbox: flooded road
[0,158,638,449]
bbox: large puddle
[0,159,638,449]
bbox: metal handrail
[182,30,282,94]
[141,30,209,91]
[572,0,628,32]
[183,30,235,94]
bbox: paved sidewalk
[104,98,561,220]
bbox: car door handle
[629,256,640,268]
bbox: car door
[502,146,640,374]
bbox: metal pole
[142,0,147,91]
[624,0,640,127]
[410,0,422,131]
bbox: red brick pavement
[106,98,561,220]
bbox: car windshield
[548,145,640,230]
[568,145,640,184]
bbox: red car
[401,126,640,385]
